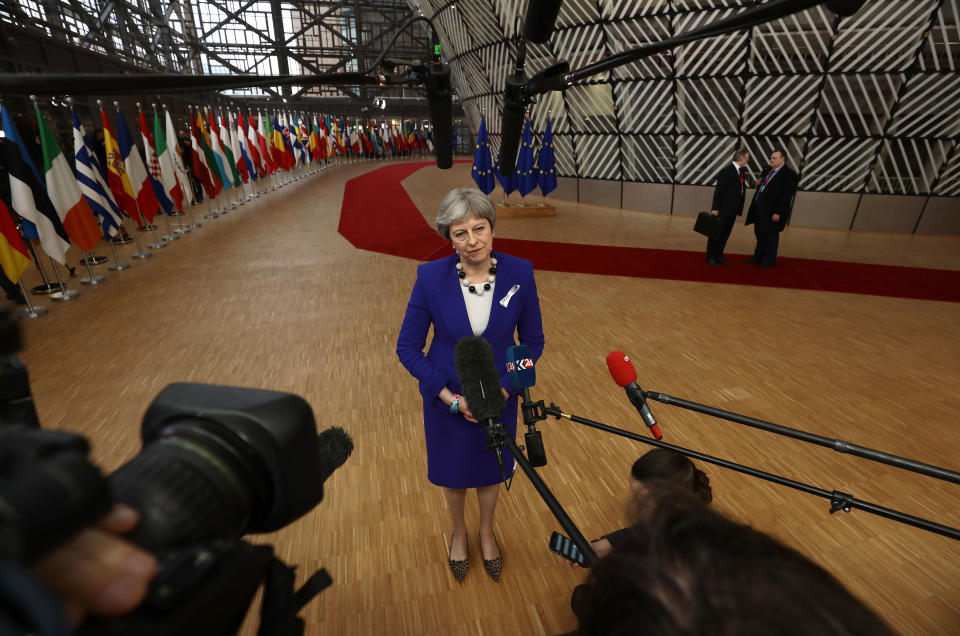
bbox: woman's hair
[631,448,712,504]
[576,489,894,636]
[435,187,496,240]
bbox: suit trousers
[752,223,780,265]
[706,215,736,260]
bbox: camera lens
[110,417,271,551]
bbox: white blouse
[460,281,495,336]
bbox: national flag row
[471,114,557,198]
[0,103,432,290]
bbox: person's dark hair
[630,449,712,504]
[772,147,788,160]
[575,489,894,636]
[732,147,749,162]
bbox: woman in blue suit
[396,187,544,583]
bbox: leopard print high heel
[448,535,469,582]
[480,533,502,582]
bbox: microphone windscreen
[605,350,638,387]
[455,337,507,421]
[315,426,354,485]
[426,63,453,169]
[498,95,525,177]
[523,0,563,44]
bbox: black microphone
[425,62,452,169]
[523,0,563,44]
[454,337,508,476]
[498,39,528,178]
[506,344,546,467]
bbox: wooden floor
[15,159,960,635]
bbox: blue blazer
[396,252,545,488]
[397,252,544,403]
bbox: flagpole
[63,97,109,266]
[150,103,179,242]
[126,102,165,250]
[79,250,105,285]
[103,100,135,241]
[48,257,78,302]
[106,234,130,270]
[16,282,47,318]
[127,214,152,259]
[23,238,60,294]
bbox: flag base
[174,228,191,234]
[112,235,134,245]
[18,306,48,319]
[31,283,61,295]
[495,203,556,218]
[187,222,202,229]
[162,234,181,241]
[203,213,220,219]
[80,255,108,266]
[148,241,168,249]
[81,275,106,285]
[50,289,79,302]
[137,224,159,232]
[132,251,153,259]
[108,262,131,271]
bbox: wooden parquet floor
[13,159,960,635]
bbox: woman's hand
[458,395,477,423]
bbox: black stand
[483,419,599,567]
[644,390,960,484]
[541,403,960,542]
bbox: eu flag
[536,117,557,196]
[494,152,517,196]
[516,118,536,197]
[471,115,495,195]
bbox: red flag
[100,108,140,223]
[0,199,30,284]
[190,113,219,199]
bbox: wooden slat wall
[14,161,960,635]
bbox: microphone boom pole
[491,422,600,566]
[523,0,865,96]
[542,404,960,542]
[645,391,960,485]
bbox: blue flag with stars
[471,115,495,194]
[536,117,557,196]
[516,118,537,197]
[494,152,517,195]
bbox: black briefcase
[693,211,724,239]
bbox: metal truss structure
[0,0,438,116]
[413,0,960,198]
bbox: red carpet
[339,162,960,303]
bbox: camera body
[0,305,351,635]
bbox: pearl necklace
[457,253,497,296]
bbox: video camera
[0,304,352,635]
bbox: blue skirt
[423,394,518,489]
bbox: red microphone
[605,351,662,440]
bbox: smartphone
[549,531,587,567]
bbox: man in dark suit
[707,148,750,265]
[745,149,798,268]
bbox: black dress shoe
[707,258,722,266]
[745,256,761,264]
[718,257,730,265]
